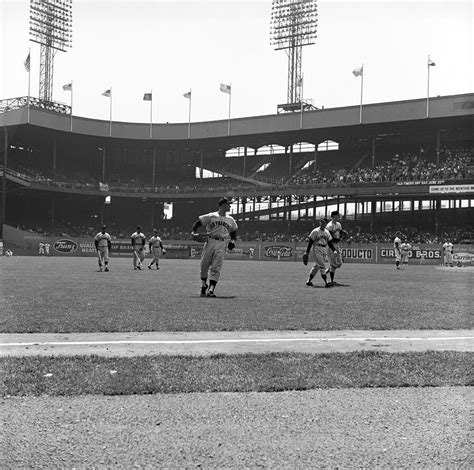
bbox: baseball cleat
[206,291,216,297]
[104,267,109,272]
[325,283,332,288]
[200,286,208,297]
[148,265,152,269]
[306,281,314,287]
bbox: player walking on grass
[302,218,335,288]
[325,210,347,284]
[191,197,238,297]
[442,239,454,267]
[94,225,112,272]
[400,238,412,266]
[131,225,146,270]
[394,231,402,269]
[148,229,166,270]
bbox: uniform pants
[200,238,226,282]
[310,245,328,276]
[328,243,342,272]
[133,247,145,268]
[98,246,109,265]
[151,247,161,264]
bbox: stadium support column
[289,145,293,177]
[371,135,376,168]
[243,146,247,176]
[50,198,55,235]
[52,138,57,175]
[200,146,204,184]
[102,147,106,182]
[152,145,156,187]
[436,128,440,166]
[1,126,8,234]
[434,198,440,235]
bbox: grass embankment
[1,351,472,396]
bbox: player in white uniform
[325,210,346,285]
[303,218,335,288]
[38,242,45,255]
[400,238,412,266]
[44,243,50,255]
[94,225,112,271]
[394,231,402,269]
[442,239,454,267]
[192,197,238,297]
[148,229,166,270]
[130,225,146,270]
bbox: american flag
[24,53,30,72]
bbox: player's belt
[317,244,327,247]
[209,236,226,241]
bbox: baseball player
[394,231,402,269]
[400,238,412,266]
[302,218,335,288]
[191,197,238,297]
[130,225,146,270]
[148,228,166,270]
[38,242,45,255]
[44,242,50,256]
[325,210,347,285]
[94,225,112,272]
[442,239,454,267]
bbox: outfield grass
[1,351,471,396]
[0,256,472,333]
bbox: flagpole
[359,64,364,124]
[187,89,192,139]
[27,48,31,124]
[227,84,232,136]
[109,87,112,137]
[426,55,430,118]
[149,90,153,139]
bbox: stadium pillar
[200,146,204,183]
[1,126,8,234]
[50,198,55,235]
[370,200,375,233]
[52,138,57,175]
[371,135,376,168]
[289,145,293,176]
[436,129,440,166]
[243,146,247,176]
[434,198,440,235]
[152,146,156,186]
[102,147,106,182]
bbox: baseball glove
[302,252,309,266]
[227,241,235,251]
[340,229,349,240]
[333,250,343,268]
[162,249,166,255]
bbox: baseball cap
[218,197,231,206]
[331,210,340,217]
[319,218,328,224]
[153,228,158,233]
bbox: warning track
[1,330,472,357]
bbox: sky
[1,0,472,125]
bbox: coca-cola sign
[54,239,78,253]
[264,245,293,258]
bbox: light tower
[29,0,73,103]
[270,0,317,109]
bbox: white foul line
[1,336,473,347]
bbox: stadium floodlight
[270,0,317,106]
[29,0,73,102]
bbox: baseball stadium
[1,0,473,467]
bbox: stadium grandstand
[1,93,473,243]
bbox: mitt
[333,250,343,268]
[162,249,166,255]
[340,229,349,240]
[227,241,235,251]
[302,252,309,266]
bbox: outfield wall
[4,225,474,265]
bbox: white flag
[183,90,191,99]
[102,89,112,98]
[63,83,72,91]
[428,58,436,66]
[352,66,363,77]
[220,83,231,94]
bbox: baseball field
[0,256,472,467]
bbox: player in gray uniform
[303,218,335,288]
[191,197,238,297]
[130,225,146,270]
[94,225,112,272]
[148,229,166,270]
[394,231,402,269]
[325,210,347,285]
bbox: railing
[0,96,71,114]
